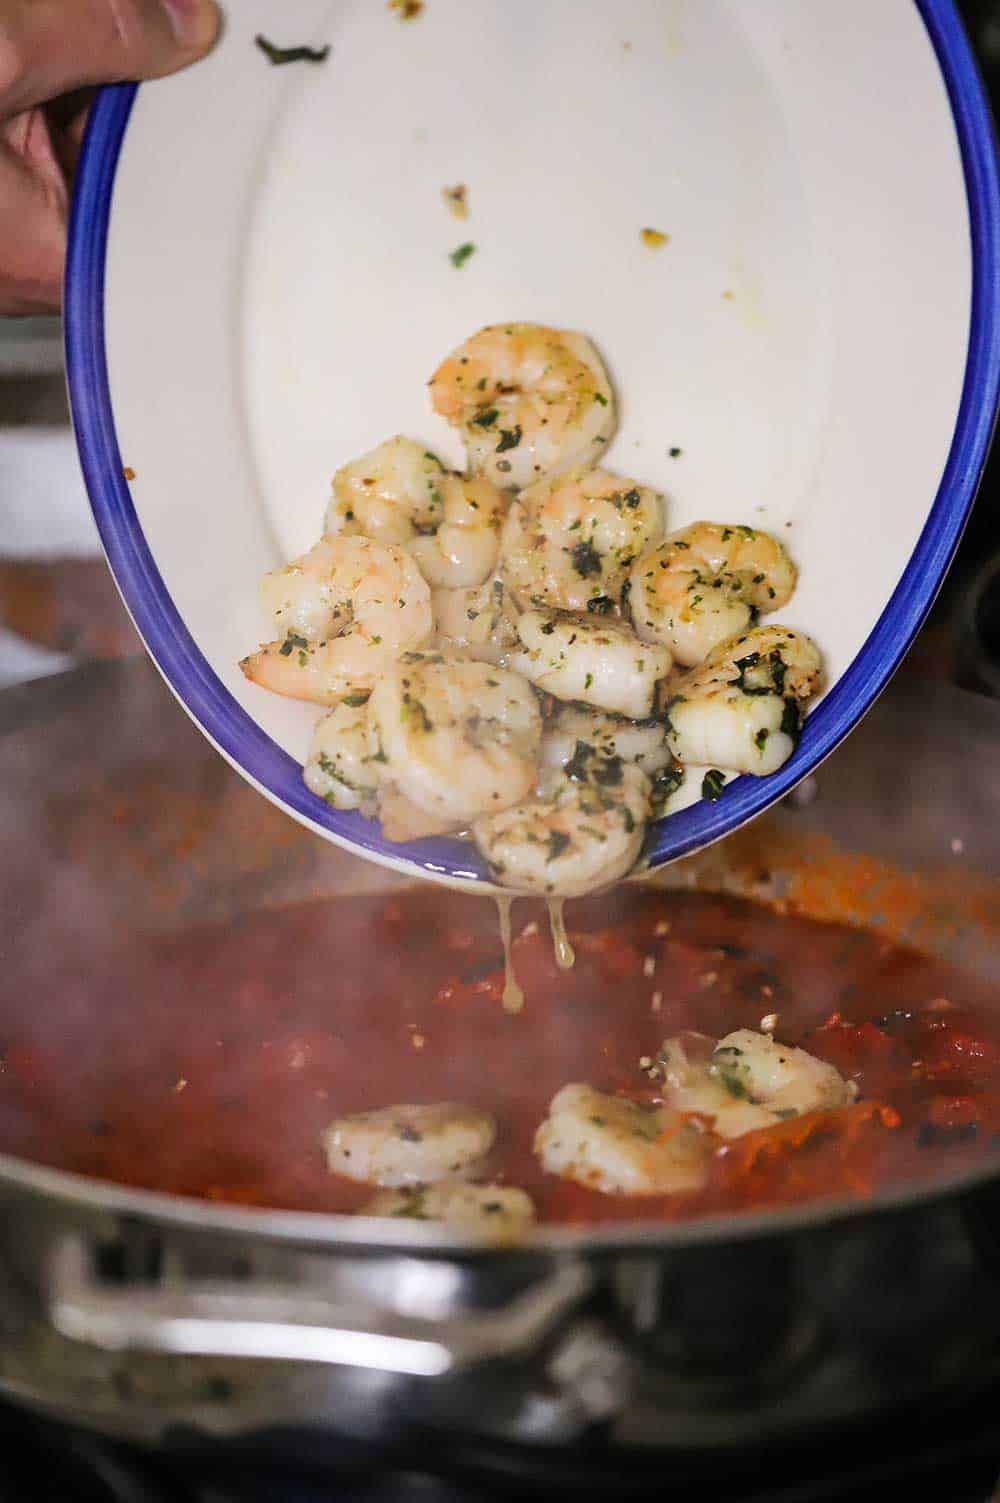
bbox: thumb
[0,0,220,117]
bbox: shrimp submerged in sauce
[363,1182,536,1243]
[534,1084,708,1195]
[428,323,616,489]
[323,1102,496,1187]
[656,1029,850,1139]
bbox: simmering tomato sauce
[2,887,999,1223]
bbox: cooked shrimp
[656,1029,849,1139]
[303,696,381,811]
[428,323,615,489]
[327,437,508,590]
[509,609,672,720]
[656,1032,780,1138]
[501,467,662,613]
[368,652,542,832]
[629,522,797,667]
[408,472,508,589]
[326,435,445,544]
[432,574,520,663]
[323,1102,496,1187]
[473,762,651,897]
[541,704,674,777]
[666,624,821,775]
[712,1029,850,1118]
[240,536,432,706]
[375,789,462,843]
[363,1181,536,1243]
[534,1083,708,1195]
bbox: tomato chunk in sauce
[1,889,999,1224]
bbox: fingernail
[160,0,220,49]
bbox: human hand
[0,0,219,315]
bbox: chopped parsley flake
[565,742,593,781]
[255,35,330,64]
[570,539,602,578]
[546,830,571,862]
[650,763,684,809]
[593,755,624,788]
[392,1188,428,1218]
[401,694,433,732]
[780,697,801,738]
[702,768,726,801]
[279,632,309,657]
[449,241,477,269]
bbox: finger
[0,0,220,117]
[0,117,66,313]
[45,87,94,178]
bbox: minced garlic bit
[654,919,670,937]
[642,955,656,978]
[650,990,663,1012]
[759,1012,778,1034]
[442,183,468,219]
[389,0,423,17]
[518,921,540,941]
[641,227,669,249]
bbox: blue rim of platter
[66,0,1000,887]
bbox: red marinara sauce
[1,888,999,1223]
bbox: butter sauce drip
[547,897,576,971]
[494,894,525,1013]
